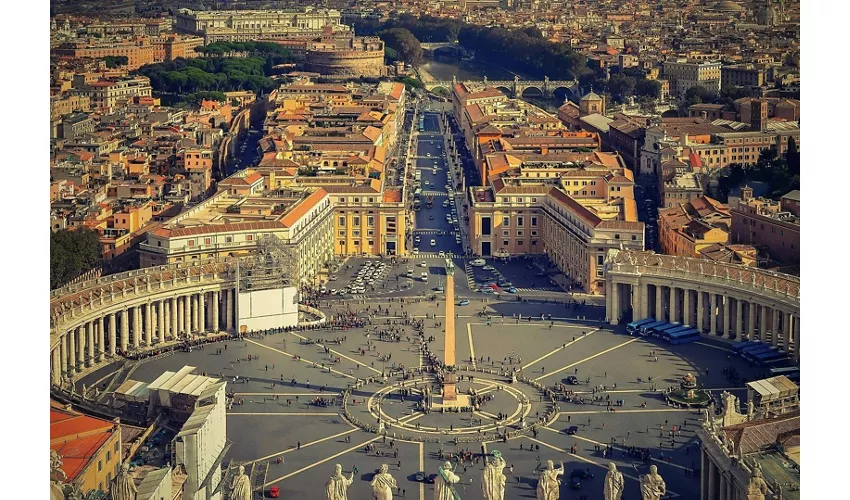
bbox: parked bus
[667,328,700,345]
[639,320,667,336]
[742,345,777,362]
[734,341,762,354]
[769,366,800,383]
[626,318,655,335]
[660,325,691,342]
[650,323,681,338]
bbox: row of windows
[502,230,539,237]
[338,230,375,237]
[501,216,537,227]
[338,216,376,227]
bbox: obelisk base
[442,373,458,402]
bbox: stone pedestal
[442,372,458,402]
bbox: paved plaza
[86,297,766,499]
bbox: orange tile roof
[50,406,117,482]
[281,188,328,227]
[383,188,402,203]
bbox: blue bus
[740,343,773,354]
[743,345,777,362]
[639,321,667,336]
[769,366,800,383]
[753,349,788,364]
[660,325,691,341]
[668,328,700,345]
[650,323,681,339]
[626,318,655,335]
[734,341,762,354]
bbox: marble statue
[229,465,252,500]
[371,464,397,500]
[745,463,769,500]
[433,461,461,500]
[603,462,624,500]
[639,465,667,500]
[111,462,138,500]
[481,450,507,500]
[536,460,564,500]
[326,464,354,500]
[50,450,67,500]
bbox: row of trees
[137,56,279,96]
[379,28,423,67]
[457,25,585,81]
[354,14,462,43]
[50,229,102,289]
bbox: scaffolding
[228,234,296,292]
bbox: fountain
[665,373,712,408]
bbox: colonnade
[609,281,799,360]
[50,288,237,386]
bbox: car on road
[412,248,419,255]
[459,299,470,306]
[443,200,450,207]
[430,239,436,246]
[571,469,594,481]
[420,272,428,281]
[435,285,444,292]
[565,425,579,435]
[470,259,486,267]
[483,265,495,271]
[507,287,518,293]
[438,251,446,257]
[565,375,580,385]
[569,474,582,489]
[429,215,434,220]
[268,486,281,497]
[420,261,428,267]
[407,269,414,277]
[329,275,338,281]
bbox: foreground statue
[327,464,354,500]
[434,461,461,500]
[371,464,397,500]
[603,462,624,500]
[536,460,564,500]
[481,450,507,500]
[639,465,667,500]
[229,465,252,500]
[111,462,138,500]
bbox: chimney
[680,133,688,148]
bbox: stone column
[60,334,68,378]
[707,459,717,500]
[157,301,165,343]
[734,299,743,340]
[97,316,105,361]
[719,472,727,500]
[640,284,649,319]
[669,287,678,324]
[171,297,179,339]
[120,309,129,352]
[610,282,620,325]
[771,308,780,348]
[683,288,692,326]
[69,328,78,372]
[722,297,731,338]
[177,296,184,335]
[747,302,756,340]
[85,322,94,367]
[630,283,640,321]
[198,292,206,333]
[52,346,62,386]
[226,289,234,331]
[783,311,793,352]
[709,294,717,336]
[133,306,141,348]
[794,316,800,362]
[108,313,116,357]
[700,450,708,500]
[144,302,152,344]
[184,295,192,335]
[212,291,220,332]
[192,294,199,333]
[655,285,663,320]
[697,291,704,332]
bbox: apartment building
[658,196,731,257]
[662,60,722,96]
[68,77,153,112]
[469,165,643,294]
[174,7,347,43]
[730,188,800,265]
[139,185,334,285]
[721,64,767,89]
[54,38,155,70]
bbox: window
[503,216,510,227]
[225,236,232,243]
[503,240,509,245]
[368,240,374,245]
[188,240,195,247]
[531,230,538,236]
[631,235,637,240]
[338,230,345,237]
[367,216,374,227]
[354,198,360,203]
[353,216,361,227]
[517,230,524,237]
[339,217,346,227]
[367,230,374,236]
[106,451,111,462]
[531,216,537,227]
[615,234,620,239]
[353,230,361,237]
[597,255,604,266]
[247,234,253,241]
[98,461,102,472]
[518,240,524,245]
[204,238,211,245]
[517,216,524,227]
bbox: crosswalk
[420,191,448,197]
[412,229,443,234]
[409,252,464,259]
[513,286,563,292]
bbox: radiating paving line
[521,329,598,371]
[245,428,359,465]
[246,339,357,380]
[264,435,382,486]
[533,338,640,382]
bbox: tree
[103,56,128,68]
[378,28,423,67]
[50,229,102,289]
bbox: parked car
[565,425,579,435]
[470,259,486,267]
[566,375,580,385]
[459,299,470,306]
[269,486,281,497]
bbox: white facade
[237,286,299,332]
[173,384,227,500]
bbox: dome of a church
[709,1,745,12]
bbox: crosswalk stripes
[409,253,463,259]
[421,191,448,197]
[412,229,444,234]
[514,286,563,292]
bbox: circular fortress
[304,35,385,78]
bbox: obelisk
[443,258,457,402]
